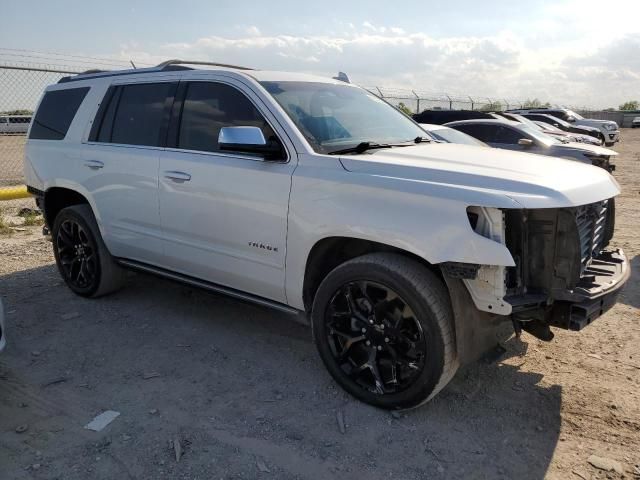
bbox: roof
[419,123,451,131]
[445,118,519,127]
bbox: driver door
[158,79,296,303]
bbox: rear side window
[94,83,174,147]
[177,82,276,154]
[29,87,89,140]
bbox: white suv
[24,61,629,409]
[506,108,620,146]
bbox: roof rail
[58,59,254,83]
[156,59,254,71]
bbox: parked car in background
[531,121,602,145]
[446,119,617,171]
[24,61,628,409]
[0,298,6,353]
[495,112,587,144]
[0,115,32,134]
[419,123,488,147]
[512,113,604,144]
[632,117,640,128]
[413,109,492,124]
[507,108,619,146]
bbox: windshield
[260,81,427,154]
[517,123,558,146]
[565,109,584,120]
[535,121,562,133]
[428,127,488,147]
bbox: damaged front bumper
[548,248,629,331]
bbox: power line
[0,48,154,67]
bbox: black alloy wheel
[325,280,427,395]
[56,218,99,292]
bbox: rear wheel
[52,205,124,297]
[311,253,458,409]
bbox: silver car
[446,119,618,172]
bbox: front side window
[494,126,526,144]
[178,82,276,154]
[451,124,498,142]
[261,81,426,154]
[29,87,89,140]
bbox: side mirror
[518,138,534,147]
[566,116,576,122]
[218,126,284,160]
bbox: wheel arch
[43,187,91,229]
[301,236,444,313]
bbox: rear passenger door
[158,79,296,303]
[84,81,177,265]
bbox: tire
[311,253,458,409]
[52,204,125,298]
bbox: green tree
[396,102,414,116]
[618,100,639,111]
[521,98,551,109]
[480,101,503,112]
[1,109,33,115]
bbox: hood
[338,143,620,209]
[578,119,618,128]
[554,142,618,157]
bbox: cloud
[244,25,261,37]
[116,24,640,108]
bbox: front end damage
[441,199,629,364]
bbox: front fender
[285,159,515,310]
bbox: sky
[2,0,640,108]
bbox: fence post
[446,95,453,110]
[468,96,475,110]
[412,90,420,114]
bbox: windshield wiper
[328,138,427,155]
[328,142,395,155]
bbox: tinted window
[451,124,499,142]
[29,87,89,140]
[178,82,276,154]
[494,126,525,144]
[108,83,172,146]
[428,127,488,147]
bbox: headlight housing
[604,123,617,131]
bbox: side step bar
[116,259,301,316]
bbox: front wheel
[311,253,458,409]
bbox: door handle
[163,171,192,183]
[84,160,104,170]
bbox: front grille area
[574,200,610,272]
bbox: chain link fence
[0,64,81,199]
[363,86,529,113]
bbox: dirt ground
[0,131,638,480]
